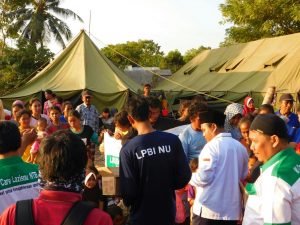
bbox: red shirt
[47,123,69,135]
[0,190,113,225]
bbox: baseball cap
[81,89,92,97]
[250,114,288,139]
[279,93,294,102]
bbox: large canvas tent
[1,30,141,110]
[154,33,300,109]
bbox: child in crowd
[47,106,69,135]
[174,159,197,225]
[17,109,34,162]
[246,153,261,183]
[68,110,99,162]
[100,108,114,131]
[175,187,189,225]
[82,166,106,209]
[29,117,48,163]
[113,111,137,145]
[257,104,275,115]
[100,111,137,151]
[188,158,198,224]
[238,115,254,155]
[59,101,73,123]
[248,154,257,172]
[242,96,255,116]
[187,158,198,207]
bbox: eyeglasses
[85,96,91,99]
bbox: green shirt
[0,156,39,213]
[243,148,300,225]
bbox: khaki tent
[2,30,141,110]
[154,33,300,109]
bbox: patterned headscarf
[38,169,85,193]
[224,103,243,139]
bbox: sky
[50,0,229,55]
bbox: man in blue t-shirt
[275,93,300,140]
[179,103,207,161]
[119,97,191,225]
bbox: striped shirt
[243,148,300,225]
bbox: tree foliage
[220,0,300,46]
[101,40,164,69]
[8,0,82,48]
[160,49,185,73]
[0,39,54,94]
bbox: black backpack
[15,199,97,225]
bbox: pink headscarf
[243,96,255,116]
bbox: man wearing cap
[243,114,300,225]
[75,89,99,134]
[275,93,300,140]
[191,110,249,225]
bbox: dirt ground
[94,147,105,170]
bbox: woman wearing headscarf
[224,103,244,140]
[242,96,255,116]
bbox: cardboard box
[99,167,120,196]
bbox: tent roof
[3,30,141,98]
[155,32,300,94]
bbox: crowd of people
[0,85,299,225]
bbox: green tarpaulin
[154,32,300,109]
[1,30,142,110]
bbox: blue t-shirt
[276,111,300,140]
[119,131,191,225]
[179,125,206,161]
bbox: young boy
[119,97,191,225]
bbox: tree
[101,40,164,69]
[220,0,300,46]
[8,0,82,48]
[0,0,27,52]
[0,39,54,94]
[161,49,185,73]
[183,46,211,63]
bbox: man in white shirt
[191,110,248,225]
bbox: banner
[104,132,122,167]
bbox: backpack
[15,199,96,225]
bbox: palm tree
[9,0,82,48]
